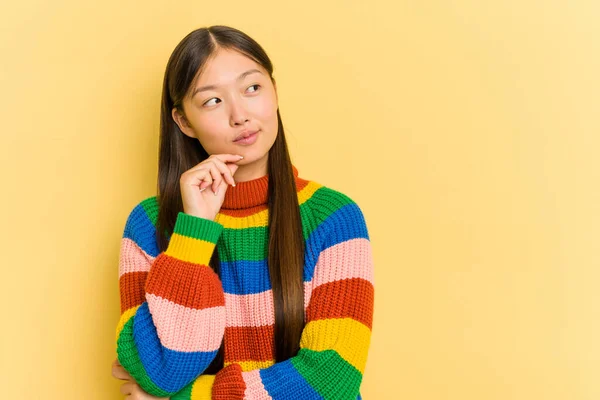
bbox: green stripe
[173,212,223,243]
[171,381,194,399]
[218,226,268,262]
[116,316,171,397]
[291,348,363,399]
[300,186,355,238]
[140,196,160,225]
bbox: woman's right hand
[180,154,244,221]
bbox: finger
[206,163,223,195]
[120,381,135,395]
[227,163,240,176]
[210,153,245,164]
[112,364,133,381]
[188,154,242,174]
[183,166,212,189]
[208,157,237,187]
[191,162,221,194]
[199,180,211,192]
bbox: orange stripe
[213,364,246,398]
[145,253,225,309]
[119,271,147,313]
[224,325,275,363]
[218,179,310,218]
[306,278,374,329]
[219,204,268,218]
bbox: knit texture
[115,164,375,399]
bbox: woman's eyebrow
[192,69,263,98]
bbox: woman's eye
[203,98,221,107]
[203,85,259,107]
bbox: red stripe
[224,325,275,363]
[306,278,374,329]
[119,271,147,313]
[213,363,246,399]
[145,253,225,309]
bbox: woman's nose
[229,97,249,125]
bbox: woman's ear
[273,79,279,107]
[172,107,195,139]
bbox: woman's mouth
[234,130,259,145]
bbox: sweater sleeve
[209,198,375,400]
[115,201,227,397]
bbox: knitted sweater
[115,165,375,399]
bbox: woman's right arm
[116,200,226,397]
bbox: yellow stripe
[216,210,269,229]
[115,305,140,340]
[224,359,275,371]
[298,181,322,205]
[299,318,371,373]
[164,233,217,265]
[191,374,216,400]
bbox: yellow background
[1,0,599,398]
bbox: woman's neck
[221,164,300,210]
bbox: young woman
[111,25,375,400]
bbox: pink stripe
[146,293,225,352]
[313,238,374,288]
[242,369,272,399]
[224,291,274,327]
[224,282,313,327]
[118,238,155,278]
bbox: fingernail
[238,155,244,159]
[214,188,219,196]
[232,181,236,187]
[200,187,206,192]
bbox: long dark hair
[155,25,305,374]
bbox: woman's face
[172,48,279,166]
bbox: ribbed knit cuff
[212,364,245,400]
[164,212,224,266]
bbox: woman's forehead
[198,49,263,82]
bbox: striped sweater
[115,165,375,399]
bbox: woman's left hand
[112,358,169,399]
[112,358,133,381]
[119,380,170,399]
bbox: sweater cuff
[188,374,216,399]
[212,364,245,400]
[164,212,224,266]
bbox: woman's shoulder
[300,179,367,230]
[124,195,160,227]
[121,195,161,256]
[301,178,362,214]
[300,179,370,250]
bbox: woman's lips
[234,130,259,145]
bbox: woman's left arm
[112,357,218,400]
[211,198,375,400]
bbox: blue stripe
[259,359,323,399]
[220,259,272,294]
[303,202,369,282]
[133,302,218,392]
[123,203,161,258]
[321,202,370,249]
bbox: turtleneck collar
[221,164,300,210]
